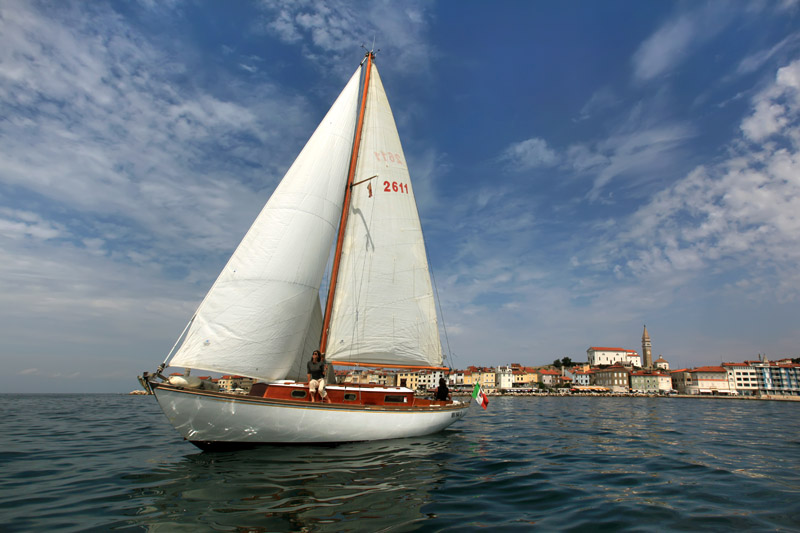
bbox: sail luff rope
[319,51,374,354]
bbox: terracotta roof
[588,346,626,352]
[691,366,726,373]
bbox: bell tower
[642,325,652,369]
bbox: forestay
[169,67,362,381]
[325,62,443,368]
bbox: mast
[320,51,374,354]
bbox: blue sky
[2,0,799,393]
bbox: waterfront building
[448,370,465,386]
[670,369,691,394]
[642,325,653,369]
[396,371,420,390]
[461,366,496,390]
[496,365,515,390]
[591,364,630,393]
[752,360,800,396]
[686,366,732,395]
[462,368,477,386]
[218,375,255,393]
[342,369,397,386]
[342,370,367,384]
[515,366,539,387]
[417,369,445,391]
[630,370,671,393]
[654,356,669,371]
[587,347,642,368]
[723,362,758,396]
[479,368,497,391]
[568,368,593,386]
[537,368,560,388]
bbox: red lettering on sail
[383,181,409,194]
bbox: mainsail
[168,67,362,381]
[325,61,443,368]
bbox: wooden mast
[319,51,373,354]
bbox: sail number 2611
[384,181,409,194]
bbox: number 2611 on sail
[383,181,409,194]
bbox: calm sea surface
[1,394,799,532]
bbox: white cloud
[576,86,620,121]
[0,0,317,263]
[631,4,733,83]
[566,123,695,201]
[735,33,800,76]
[500,138,559,171]
[0,209,64,240]
[258,0,434,76]
[632,15,696,82]
[612,59,800,299]
[741,60,800,142]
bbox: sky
[2,0,800,393]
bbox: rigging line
[423,236,453,368]
[161,316,195,368]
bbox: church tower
[642,325,653,369]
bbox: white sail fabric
[285,296,323,382]
[169,67,362,381]
[325,63,443,367]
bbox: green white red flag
[472,383,489,409]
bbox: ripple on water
[1,395,800,532]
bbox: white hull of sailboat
[153,385,469,448]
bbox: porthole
[384,395,406,403]
[291,390,307,398]
[343,393,357,401]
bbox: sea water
[1,394,798,532]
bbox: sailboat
[140,52,470,450]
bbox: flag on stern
[471,383,489,409]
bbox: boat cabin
[251,381,451,408]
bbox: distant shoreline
[449,392,800,402]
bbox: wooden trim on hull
[151,382,464,413]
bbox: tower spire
[642,325,652,369]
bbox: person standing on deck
[307,350,330,403]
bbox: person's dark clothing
[435,385,450,401]
[307,360,325,380]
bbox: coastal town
[156,326,800,400]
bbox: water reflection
[122,434,458,532]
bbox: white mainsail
[325,62,443,368]
[168,67,362,381]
